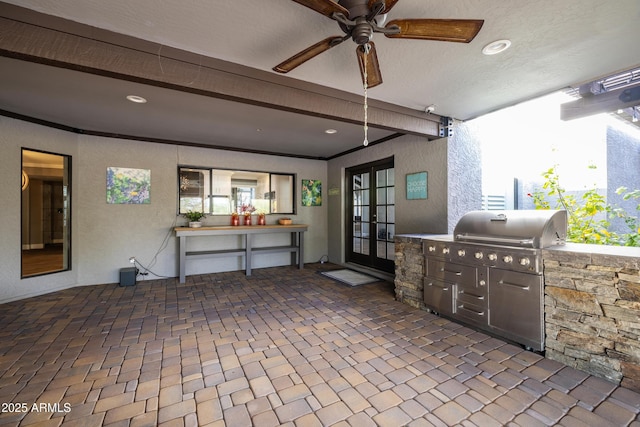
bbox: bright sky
[473,91,640,194]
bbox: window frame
[177,166,296,216]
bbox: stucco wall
[326,130,481,265]
[326,135,447,266]
[607,125,640,234]
[0,116,328,303]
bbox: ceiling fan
[273,0,484,88]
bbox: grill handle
[498,280,530,291]
[455,234,535,247]
[439,267,462,276]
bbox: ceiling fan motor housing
[352,17,373,45]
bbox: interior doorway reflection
[21,149,71,277]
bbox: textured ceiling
[1,0,639,158]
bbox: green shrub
[529,164,640,246]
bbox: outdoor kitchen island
[395,232,640,393]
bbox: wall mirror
[178,167,295,215]
[21,149,71,277]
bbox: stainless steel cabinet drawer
[426,258,477,286]
[455,300,487,325]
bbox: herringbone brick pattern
[0,263,639,426]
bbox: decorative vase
[258,215,266,225]
[244,215,252,226]
[189,221,202,228]
[231,216,239,226]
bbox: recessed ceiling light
[126,95,147,103]
[325,129,337,134]
[482,39,511,55]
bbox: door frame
[345,157,395,273]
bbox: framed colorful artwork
[107,167,151,204]
[302,179,322,206]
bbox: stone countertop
[544,242,640,257]
[396,233,452,241]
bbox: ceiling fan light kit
[274,0,485,146]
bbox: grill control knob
[474,252,483,259]
[519,257,531,266]
[502,255,513,263]
[457,249,466,257]
[442,247,450,254]
[488,253,497,261]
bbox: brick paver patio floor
[1,263,639,426]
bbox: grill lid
[454,210,567,248]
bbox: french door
[347,157,395,273]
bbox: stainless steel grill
[422,210,567,351]
[454,210,567,249]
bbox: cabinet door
[488,269,543,350]
[212,174,231,195]
[423,277,454,316]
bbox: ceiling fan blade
[273,36,346,73]
[357,42,383,88]
[368,0,400,15]
[291,0,350,19]
[385,19,484,43]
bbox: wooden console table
[174,224,308,283]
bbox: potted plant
[183,210,206,228]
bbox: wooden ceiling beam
[0,5,442,138]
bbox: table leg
[246,233,252,276]
[300,231,305,269]
[179,235,186,283]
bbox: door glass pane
[362,206,370,223]
[361,222,370,239]
[375,167,395,263]
[361,172,370,189]
[362,188,370,205]
[353,238,362,253]
[386,242,395,260]
[387,169,395,186]
[387,224,395,241]
[387,206,395,223]
[361,239,370,255]
[387,187,395,204]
